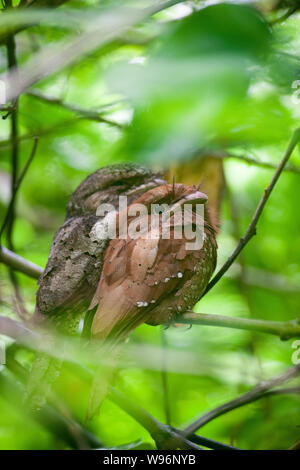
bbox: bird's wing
[89,223,201,341]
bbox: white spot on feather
[136,301,148,308]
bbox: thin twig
[5,32,31,321]
[2,239,300,342]
[0,138,39,241]
[270,6,297,26]
[0,315,40,346]
[182,364,300,435]
[67,363,235,450]
[289,439,300,450]
[0,118,84,150]
[2,239,300,341]
[182,432,239,451]
[27,90,123,128]
[1,241,299,296]
[204,127,300,296]
[5,33,19,251]
[210,150,300,175]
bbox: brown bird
[89,183,217,344]
[28,164,218,414]
[86,182,217,418]
[27,163,166,408]
[34,163,165,329]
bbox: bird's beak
[182,191,208,205]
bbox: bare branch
[0,118,83,150]
[27,90,123,128]
[182,364,300,435]
[0,315,40,346]
[5,33,19,251]
[2,246,300,340]
[270,6,297,25]
[0,245,43,279]
[180,311,300,340]
[204,127,300,295]
[0,138,39,241]
[4,31,34,321]
[209,150,300,175]
[289,439,300,450]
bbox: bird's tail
[85,342,120,421]
[26,309,80,410]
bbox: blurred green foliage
[0,0,300,450]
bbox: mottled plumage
[34,163,165,328]
[89,183,217,344]
[28,164,165,409]
[29,165,218,416]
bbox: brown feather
[89,183,217,342]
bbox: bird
[85,181,217,418]
[27,163,166,408]
[34,163,166,331]
[89,183,217,344]
[27,162,219,414]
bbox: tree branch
[27,90,123,128]
[1,244,300,341]
[204,127,300,295]
[0,138,39,241]
[0,118,84,150]
[182,364,300,435]
[5,32,19,251]
[180,311,300,340]
[67,363,237,450]
[0,245,43,279]
[209,150,300,175]
[0,315,40,346]
[1,243,300,340]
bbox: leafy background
[0,0,300,450]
